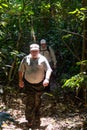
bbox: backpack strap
[40,46,50,53]
[47,46,50,53]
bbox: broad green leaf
[80,8,87,11]
[62,34,72,39]
[2,3,8,8]
[0,5,2,8]
[1,21,7,27]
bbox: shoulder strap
[40,46,50,54]
[47,46,50,53]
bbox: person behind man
[40,39,57,69]
[18,43,52,128]
[40,39,57,92]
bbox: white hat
[40,39,46,44]
[30,44,39,51]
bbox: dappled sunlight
[0,90,87,130]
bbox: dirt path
[0,90,87,130]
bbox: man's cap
[40,39,46,44]
[30,44,39,51]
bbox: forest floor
[0,84,87,130]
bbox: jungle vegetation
[0,0,87,102]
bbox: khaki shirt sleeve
[49,47,57,65]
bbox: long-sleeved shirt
[40,46,57,66]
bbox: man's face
[41,43,46,48]
[30,50,39,58]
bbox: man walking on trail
[40,39,57,92]
[40,39,57,69]
[18,43,52,128]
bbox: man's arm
[49,47,57,68]
[43,58,52,87]
[18,57,26,88]
[18,71,24,88]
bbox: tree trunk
[81,0,87,72]
[78,0,87,103]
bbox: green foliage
[62,34,72,40]
[62,72,87,89]
[0,0,84,86]
[76,60,87,66]
[69,8,86,21]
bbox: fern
[62,72,87,89]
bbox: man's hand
[19,80,24,88]
[53,63,56,69]
[43,79,49,87]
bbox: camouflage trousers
[24,79,44,125]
